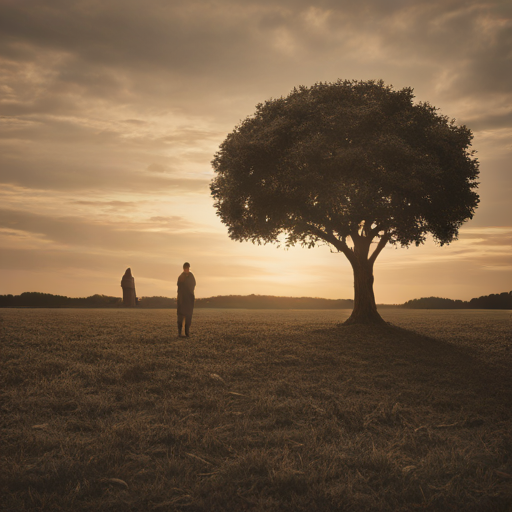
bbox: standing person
[177,262,196,337]
[121,268,137,307]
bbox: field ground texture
[1,308,511,511]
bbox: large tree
[210,80,479,325]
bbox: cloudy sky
[1,0,511,303]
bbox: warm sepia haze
[0,0,511,303]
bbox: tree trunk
[343,253,385,325]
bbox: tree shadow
[311,323,512,408]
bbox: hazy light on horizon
[0,0,510,303]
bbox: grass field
[1,308,511,511]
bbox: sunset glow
[1,0,510,303]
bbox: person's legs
[185,314,192,337]
[177,313,185,336]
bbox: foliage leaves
[210,80,479,250]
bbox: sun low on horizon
[1,0,511,304]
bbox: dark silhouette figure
[177,262,196,337]
[121,268,137,307]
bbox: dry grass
[1,308,511,511]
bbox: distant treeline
[0,292,122,308]
[402,292,512,310]
[140,295,355,309]
[1,291,510,309]
[0,292,353,309]
[194,295,354,309]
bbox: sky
[0,0,511,304]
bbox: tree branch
[308,224,355,264]
[350,227,361,244]
[369,224,383,238]
[368,231,390,267]
[363,220,374,238]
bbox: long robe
[121,269,137,307]
[177,272,196,317]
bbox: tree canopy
[210,80,480,324]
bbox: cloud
[72,200,140,211]
[469,111,512,131]
[459,231,512,247]
[0,147,211,193]
[1,0,508,117]
[147,163,169,174]
[148,216,188,226]
[0,207,222,253]
[2,1,510,138]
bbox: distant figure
[121,268,137,307]
[177,262,196,337]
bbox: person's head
[183,262,190,273]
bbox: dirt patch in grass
[1,308,511,511]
